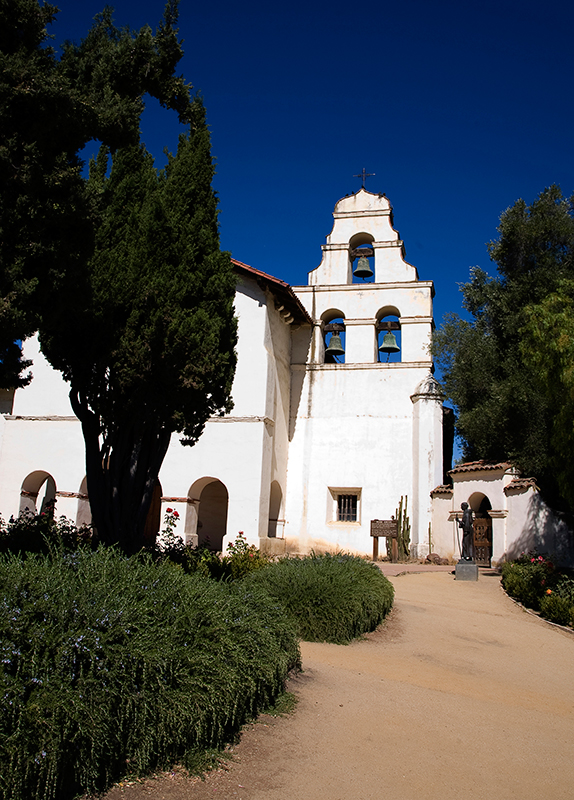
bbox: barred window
[337,494,357,522]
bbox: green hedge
[244,552,394,644]
[0,548,300,800]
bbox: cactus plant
[395,495,411,561]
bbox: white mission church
[0,188,570,565]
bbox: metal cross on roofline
[353,168,375,189]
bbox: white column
[489,510,508,565]
[411,376,444,558]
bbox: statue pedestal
[455,559,479,581]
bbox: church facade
[0,188,446,559]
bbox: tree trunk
[71,389,171,553]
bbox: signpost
[371,518,398,562]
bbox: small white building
[0,188,447,557]
[431,461,574,567]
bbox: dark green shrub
[244,552,394,644]
[0,548,300,800]
[0,511,92,557]
[555,575,574,605]
[539,592,573,626]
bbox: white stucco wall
[285,362,425,554]
[12,335,73,417]
[156,274,294,550]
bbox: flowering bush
[225,532,270,579]
[501,551,574,626]
[501,551,558,611]
[153,530,269,582]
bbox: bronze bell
[353,255,374,279]
[325,332,345,357]
[379,331,400,354]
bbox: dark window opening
[337,494,357,522]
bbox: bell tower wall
[285,187,443,558]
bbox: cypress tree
[2,2,237,550]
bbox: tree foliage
[521,280,574,508]
[433,186,574,508]
[0,0,191,387]
[1,1,237,551]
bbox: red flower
[173,510,179,518]
[166,507,173,513]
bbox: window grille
[337,494,357,522]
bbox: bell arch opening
[376,307,401,363]
[19,471,56,516]
[349,234,375,285]
[321,309,346,364]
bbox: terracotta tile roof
[231,259,312,325]
[430,485,453,495]
[504,477,538,494]
[449,460,513,475]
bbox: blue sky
[51,0,574,332]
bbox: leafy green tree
[433,186,574,507]
[2,2,237,551]
[521,280,574,508]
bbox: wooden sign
[371,518,398,563]
[370,519,398,538]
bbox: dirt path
[102,567,574,800]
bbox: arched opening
[268,481,283,538]
[193,479,229,551]
[321,309,346,364]
[350,234,375,285]
[19,471,56,516]
[468,492,492,567]
[376,307,401,363]
[76,476,91,527]
[468,492,492,516]
[143,480,162,547]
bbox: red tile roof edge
[231,258,312,325]
[231,258,291,289]
[504,477,538,494]
[430,484,454,495]
[449,460,514,475]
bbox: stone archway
[19,471,56,515]
[189,478,229,552]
